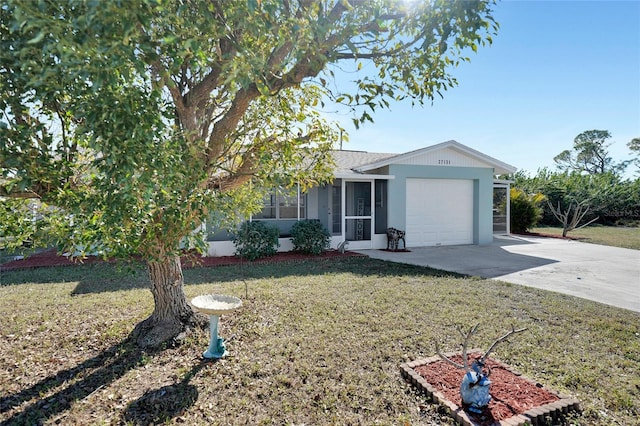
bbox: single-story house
[205,140,516,256]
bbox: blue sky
[330,0,640,177]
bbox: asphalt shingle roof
[331,150,396,174]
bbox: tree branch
[207,135,276,192]
[435,341,465,370]
[479,325,527,365]
[458,324,479,372]
[575,216,599,230]
[205,85,260,165]
[328,0,368,20]
[0,187,41,199]
[435,324,481,372]
[185,35,235,112]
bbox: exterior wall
[394,146,491,168]
[206,164,498,256]
[206,237,295,257]
[386,164,495,245]
[307,186,320,221]
[206,186,335,256]
[315,184,330,232]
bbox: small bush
[290,220,330,255]
[510,188,546,234]
[233,221,280,260]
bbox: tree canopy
[553,130,629,175]
[514,168,640,233]
[629,137,640,173]
[1,0,499,348]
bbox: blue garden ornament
[460,360,492,413]
[436,324,527,413]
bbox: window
[253,187,306,220]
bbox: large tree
[1,0,498,348]
[629,137,640,173]
[553,130,629,175]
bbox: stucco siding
[314,185,330,231]
[386,165,495,245]
[393,146,492,168]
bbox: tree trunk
[133,254,206,349]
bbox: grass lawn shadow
[122,362,207,425]
[1,253,638,425]
[1,260,148,293]
[0,335,144,425]
[182,256,467,286]
[2,256,465,296]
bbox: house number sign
[437,159,452,165]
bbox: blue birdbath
[190,294,242,359]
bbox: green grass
[530,225,640,250]
[1,258,639,425]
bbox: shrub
[233,221,280,260]
[510,188,546,234]
[290,220,330,255]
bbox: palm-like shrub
[510,188,546,233]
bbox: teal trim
[474,179,480,244]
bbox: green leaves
[290,220,331,255]
[510,188,546,233]
[232,220,280,260]
[516,168,640,230]
[553,130,628,175]
[1,0,498,262]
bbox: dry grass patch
[1,258,639,425]
[530,225,640,250]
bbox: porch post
[506,181,511,235]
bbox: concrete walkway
[357,235,640,313]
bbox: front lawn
[1,258,638,425]
[530,225,640,250]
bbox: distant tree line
[511,130,640,235]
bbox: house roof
[333,140,517,176]
[332,150,396,175]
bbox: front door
[343,180,373,249]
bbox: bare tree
[435,324,527,413]
[435,324,527,371]
[547,200,599,237]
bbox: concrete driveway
[358,235,640,313]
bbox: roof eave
[334,172,396,180]
[355,140,517,175]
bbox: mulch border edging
[400,352,581,426]
[0,249,367,272]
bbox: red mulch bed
[1,249,365,272]
[414,353,560,425]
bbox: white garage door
[405,178,473,247]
